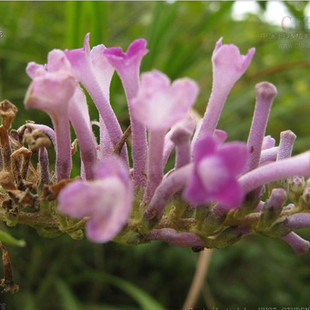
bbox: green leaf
[0,230,26,247]
[72,271,166,310]
[143,2,178,70]
[103,274,166,310]
[66,2,83,49]
[55,278,81,310]
[18,292,37,310]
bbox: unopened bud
[210,227,243,248]
[268,218,291,237]
[302,187,310,206]
[260,188,286,227]
[68,229,84,240]
[288,177,305,203]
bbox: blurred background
[1,1,310,309]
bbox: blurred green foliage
[1,1,310,309]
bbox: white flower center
[197,156,228,192]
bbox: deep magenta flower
[58,156,132,243]
[184,135,248,209]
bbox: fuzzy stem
[163,131,175,167]
[196,87,229,139]
[144,164,193,222]
[282,232,310,255]
[183,249,214,310]
[80,75,127,163]
[239,151,310,194]
[259,147,279,164]
[119,68,147,188]
[69,108,97,180]
[277,130,296,160]
[286,213,310,230]
[171,128,192,169]
[262,135,275,149]
[144,130,165,203]
[39,147,50,185]
[145,228,205,247]
[99,115,113,158]
[52,114,71,181]
[246,82,277,172]
[175,142,191,169]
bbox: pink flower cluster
[24,34,310,254]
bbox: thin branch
[183,249,214,310]
[113,125,131,155]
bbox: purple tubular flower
[39,147,50,185]
[48,49,98,179]
[163,113,197,167]
[214,129,228,144]
[282,232,310,255]
[64,34,127,162]
[170,113,196,169]
[131,70,198,202]
[104,39,149,187]
[26,62,46,78]
[184,135,248,209]
[145,228,205,247]
[197,38,255,139]
[286,213,310,230]
[68,86,98,179]
[240,151,310,194]
[24,70,76,181]
[58,156,132,243]
[262,135,276,150]
[277,130,296,160]
[246,82,277,172]
[144,164,193,222]
[99,115,113,158]
[259,147,279,165]
[27,49,98,180]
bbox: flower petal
[25,71,76,115]
[86,176,132,242]
[218,142,248,176]
[131,70,198,131]
[211,179,244,209]
[58,180,94,218]
[193,135,217,163]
